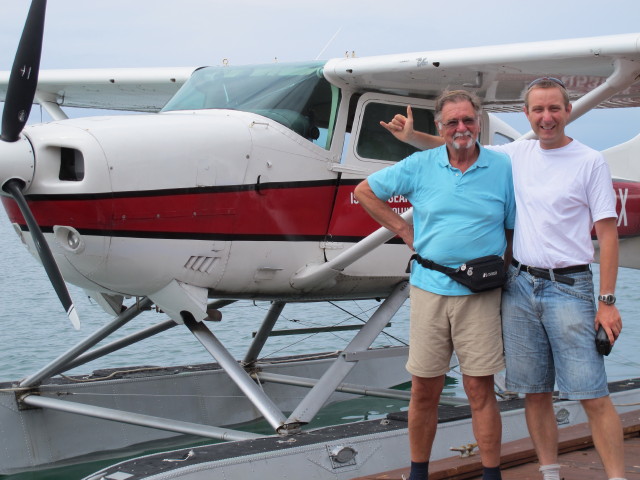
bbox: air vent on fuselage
[59,147,85,181]
[184,256,217,274]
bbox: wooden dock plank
[352,410,640,480]
[491,437,640,480]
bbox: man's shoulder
[481,145,510,157]
[400,145,447,166]
[411,144,447,158]
[487,138,537,155]
[567,138,601,156]
[372,147,443,181]
[480,144,513,167]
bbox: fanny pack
[407,253,506,293]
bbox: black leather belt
[511,259,590,286]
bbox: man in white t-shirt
[380,78,626,480]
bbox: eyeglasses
[527,77,566,90]
[441,117,478,130]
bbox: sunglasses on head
[527,77,566,90]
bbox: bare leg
[524,392,559,466]
[463,374,502,467]
[408,374,445,462]
[582,396,626,478]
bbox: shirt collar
[437,142,489,170]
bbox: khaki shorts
[406,285,504,378]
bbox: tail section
[604,132,640,182]
[602,134,640,269]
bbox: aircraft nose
[0,135,35,194]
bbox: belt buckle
[526,265,532,275]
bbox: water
[1,209,639,479]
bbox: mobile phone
[595,325,612,356]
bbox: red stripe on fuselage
[4,180,636,242]
[328,185,411,239]
[1,184,341,239]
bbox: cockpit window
[162,62,338,149]
[356,102,436,162]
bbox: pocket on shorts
[553,271,594,302]
[504,265,518,290]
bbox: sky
[1,0,639,149]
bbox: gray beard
[452,133,474,150]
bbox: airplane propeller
[1,0,46,142]
[1,0,80,330]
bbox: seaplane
[2,1,640,478]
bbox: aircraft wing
[324,33,640,113]
[1,34,639,114]
[0,67,197,112]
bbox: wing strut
[290,208,414,292]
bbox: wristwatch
[598,294,616,305]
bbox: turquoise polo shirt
[368,144,515,296]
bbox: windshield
[162,61,338,149]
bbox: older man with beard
[354,89,515,480]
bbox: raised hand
[380,105,414,143]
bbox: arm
[593,217,622,345]
[503,229,514,269]
[379,105,445,150]
[354,179,415,251]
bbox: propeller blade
[1,0,47,142]
[4,179,80,329]
[1,1,78,329]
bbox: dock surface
[353,409,640,480]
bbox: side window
[306,82,341,150]
[356,103,436,162]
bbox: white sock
[608,478,627,480]
[539,464,561,480]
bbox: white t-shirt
[488,139,617,269]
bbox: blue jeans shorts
[501,264,608,400]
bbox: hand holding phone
[595,325,613,356]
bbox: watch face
[599,294,616,305]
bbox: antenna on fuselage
[315,27,342,60]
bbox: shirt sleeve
[367,153,421,201]
[588,156,617,222]
[504,159,517,230]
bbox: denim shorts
[501,264,608,400]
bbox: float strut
[183,315,292,433]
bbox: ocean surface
[1,208,639,479]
